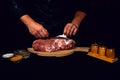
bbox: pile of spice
[2,49,31,63]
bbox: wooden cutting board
[27,47,90,57]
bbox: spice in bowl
[10,55,23,62]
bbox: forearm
[20,14,36,28]
[71,11,86,28]
[20,14,49,38]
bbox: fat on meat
[32,38,76,52]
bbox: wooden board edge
[27,48,74,57]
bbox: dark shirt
[10,0,89,23]
[9,0,90,36]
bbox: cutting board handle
[74,47,90,52]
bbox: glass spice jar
[105,48,115,59]
[91,43,98,53]
[98,46,106,56]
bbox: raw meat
[32,38,76,52]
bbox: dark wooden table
[0,49,120,80]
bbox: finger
[73,28,78,35]
[67,24,74,36]
[39,29,49,38]
[66,24,73,36]
[42,29,49,37]
[38,30,45,38]
[63,25,68,35]
[69,27,75,37]
[34,33,41,38]
[71,24,78,36]
[30,31,40,38]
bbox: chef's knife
[56,34,67,38]
[56,34,69,40]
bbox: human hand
[27,22,49,38]
[63,23,79,37]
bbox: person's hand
[27,22,49,38]
[63,23,79,37]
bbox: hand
[63,23,79,37]
[27,22,49,38]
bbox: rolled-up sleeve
[9,0,27,18]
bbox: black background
[0,0,120,49]
[0,0,120,80]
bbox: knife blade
[56,34,67,38]
[56,34,69,40]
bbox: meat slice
[32,38,76,52]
